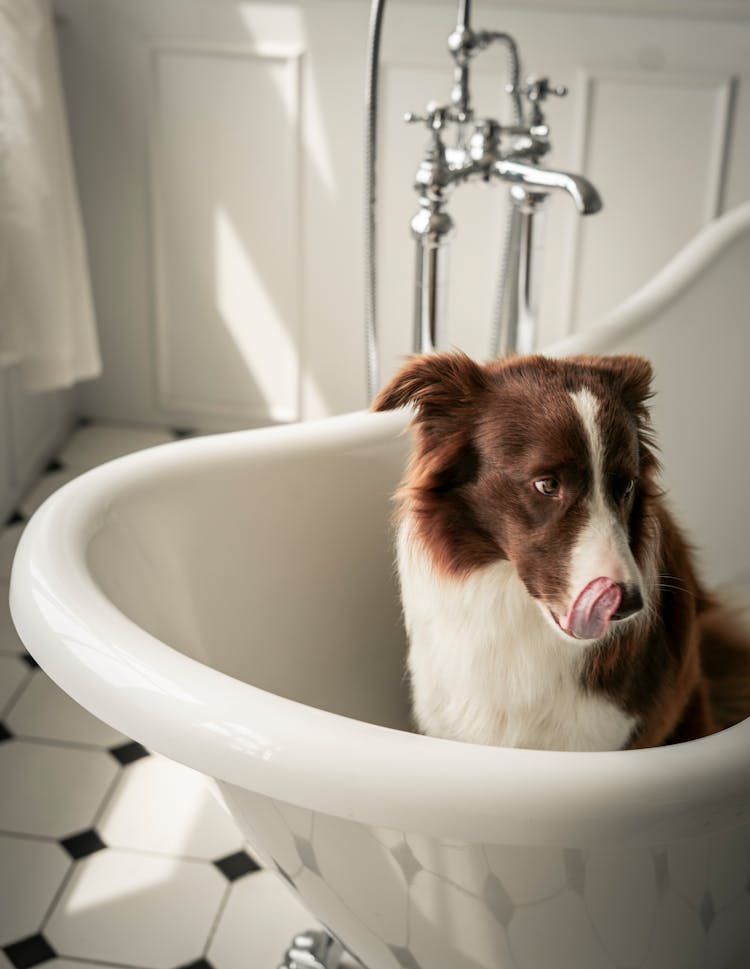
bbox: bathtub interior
[72,213,750,744]
[84,423,414,732]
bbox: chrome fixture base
[279,929,347,969]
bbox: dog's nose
[612,583,643,620]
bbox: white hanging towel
[0,0,101,392]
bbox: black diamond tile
[175,960,216,969]
[213,849,260,882]
[21,652,38,670]
[109,740,150,766]
[44,458,65,474]
[0,722,13,742]
[3,934,56,969]
[172,427,196,439]
[60,828,107,860]
[5,509,26,527]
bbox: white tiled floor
[0,422,326,969]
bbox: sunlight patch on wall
[237,3,337,197]
[214,206,299,419]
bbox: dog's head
[373,351,659,641]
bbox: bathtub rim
[548,199,750,358]
[9,406,750,848]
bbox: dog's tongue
[563,577,621,640]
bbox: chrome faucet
[493,157,602,216]
[406,1,602,356]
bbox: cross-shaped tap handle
[404,103,459,132]
[522,76,568,103]
[510,76,567,127]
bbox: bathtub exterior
[219,786,750,969]
[10,203,750,969]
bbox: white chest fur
[397,519,636,752]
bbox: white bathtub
[10,203,750,969]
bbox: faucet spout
[494,158,602,214]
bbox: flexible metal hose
[484,32,523,124]
[364,0,387,403]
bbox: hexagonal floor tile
[0,836,71,946]
[6,672,125,748]
[50,958,112,969]
[0,741,118,838]
[46,849,226,968]
[208,870,319,969]
[51,960,115,969]
[97,754,244,859]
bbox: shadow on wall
[148,3,370,425]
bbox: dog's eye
[534,477,561,497]
[622,478,636,500]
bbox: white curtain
[0,0,101,392]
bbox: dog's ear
[568,354,654,412]
[607,354,654,412]
[373,351,489,493]
[570,353,658,474]
[371,351,489,416]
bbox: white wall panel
[150,44,302,424]
[570,69,735,330]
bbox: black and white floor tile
[0,422,320,969]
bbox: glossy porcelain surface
[10,204,750,968]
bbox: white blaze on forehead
[571,388,604,482]
[568,388,640,595]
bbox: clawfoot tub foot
[279,929,347,969]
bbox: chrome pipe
[411,205,454,353]
[364,0,388,403]
[494,194,546,356]
[456,0,471,31]
[413,237,451,354]
[448,0,475,120]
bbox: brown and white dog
[373,351,750,751]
